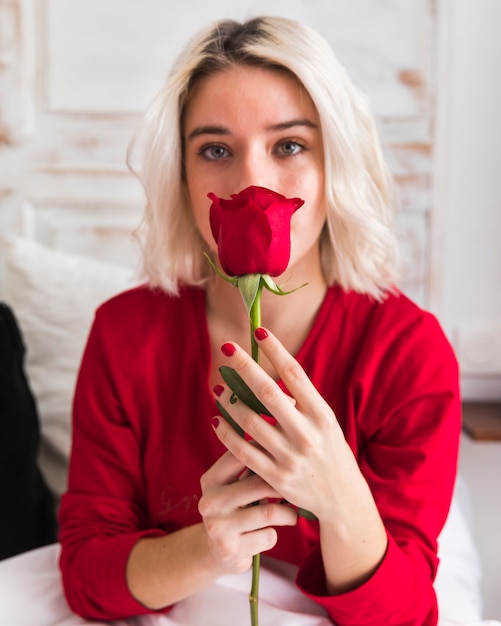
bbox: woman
[58,17,460,626]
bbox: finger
[252,328,325,415]
[206,498,298,538]
[214,383,283,451]
[232,503,298,563]
[236,500,298,533]
[218,340,313,435]
[200,471,285,517]
[201,449,247,490]
[211,408,279,479]
[205,502,297,571]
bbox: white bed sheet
[0,544,499,626]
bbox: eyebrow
[186,126,230,141]
[186,118,318,142]
[266,118,318,132]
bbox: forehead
[183,64,319,127]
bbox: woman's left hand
[213,327,388,593]
[212,328,357,523]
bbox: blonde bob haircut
[128,16,399,300]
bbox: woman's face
[183,64,326,275]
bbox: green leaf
[216,399,244,437]
[297,507,318,520]
[237,274,262,316]
[203,253,238,286]
[261,274,281,294]
[261,274,308,296]
[219,366,272,416]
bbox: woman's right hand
[127,449,296,610]
[198,449,298,575]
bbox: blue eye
[201,145,230,160]
[277,141,303,156]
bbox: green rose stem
[249,281,262,364]
[205,257,311,626]
[250,551,260,626]
[229,275,265,626]
[228,277,315,625]
[248,281,263,626]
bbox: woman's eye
[200,145,230,160]
[276,141,303,156]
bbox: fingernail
[211,417,220,428]
[221,342,236,357]
[213,384,224,397]
[254,327,268,341]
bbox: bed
[0,234,499,626]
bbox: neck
[205,250,328,356]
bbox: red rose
[208,186,304,277]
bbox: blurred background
[0,0,500,617]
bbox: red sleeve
[58,307,169,620]
[296,308,461,626]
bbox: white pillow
[0,235,137,499]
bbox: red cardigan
[58,285,461,625]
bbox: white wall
[433,3,501,618]
[432,0,501,400]
[0,0,436,306]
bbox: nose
[234,146,275,192]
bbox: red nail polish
[221,342,236,357]
[254,327,268,341]
[213,384,224,397]
[212,417,220,428]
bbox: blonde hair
[128,16,399,299]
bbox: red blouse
[58,285,461,625]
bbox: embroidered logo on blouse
[159,485,199,518]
